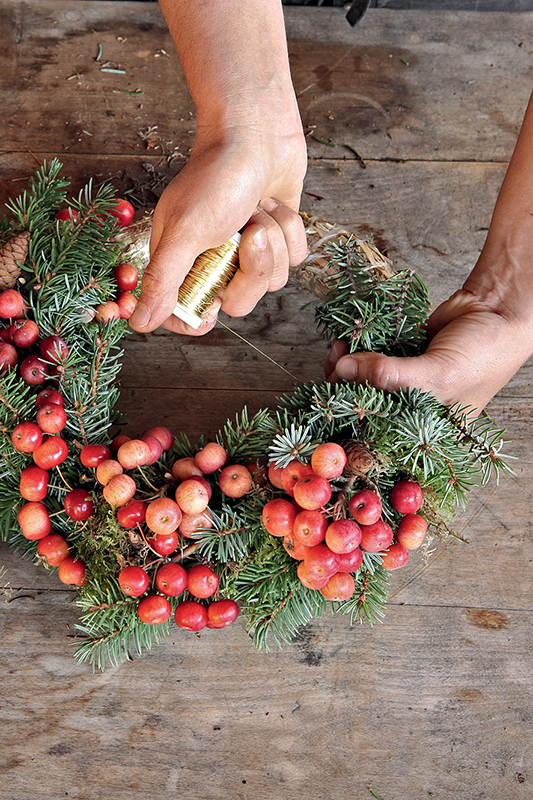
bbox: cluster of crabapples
[261,441,427,601]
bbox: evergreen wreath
[0,161,513,670]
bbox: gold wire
[176,236,240,318]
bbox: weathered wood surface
[1,3,533,800]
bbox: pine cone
[341,440,375,476]
[0,231,30,290]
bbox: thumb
[331,351,439,396]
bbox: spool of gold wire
[172,233,241,329]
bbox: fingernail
[260,197,278,213]
[130,301,151,329]
[252,227,268,250]
[335,356,357,381]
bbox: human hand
[325,288,533,414]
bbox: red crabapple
[110,434,130,452]
[171,457,203,481]
[137,595,172,625]
[310,442,347,480]
[293,473,332,510]
[35,388,64,408]
[37,534,70,567]
[145,497,182,535]
[64,488,94,521]
[336,547,364,573]
[20,355,49,385]
[156,563,188,597]
[146,530,180,556]
[304,543,340,579]
[118,566,150,597]
[175,600,208,631]
[10,319,39,348]
[96,459,123,486]
[381,543,410,570]
[18,501,51,540]
[207,599,240,628]
[218,464,252,498]
[115,292,138,320]
[12,421,43,453]
[194,442,227,474]
[109,198,135,227]
[117,438,151,470]
[321,572,356,601]
[348,490,383,526]
[325,519,363,554]
[186,564,219,599]
[0,342,17,373]
[117,499,147,529]
[141,434,163,465]
[55,207,79,223]
[292,509,328,547]
[114,263,139,291]
[58,557,87,586]
[36,402,67,434]
[94,301,121,323]
[80,444,112,468]
[39,335,68,363]
[175,478,210,514]
[262,498,296,537]
[19,465,49,501]
[281,460,314,496]
[297,561,330,590]
[390,480,423,514]
[102,474,137,506]
[179,510,213,538]
[283,534,310,561]
[396,513,428,550]
[359,520,394,553]
[267,462,285,489]
[0,289,24,318]
[32,436,69,469]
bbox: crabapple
[292,509,328,547]
[310,442,347,480]
[20,355,49,385]
[267,462,285,490]
[35,388,64,408]
[175,478,210,514]
[55,207,78,223]
[381,543,410,570]
[137,594,172,625]
[109,198,135,227]
[145,497,182,535]
[218,464,252,498]
[194,442,227,474]
[117,438,151,470]
[141,434,163,465]
[146,530,180,556]
[0,342,17,373]
[281,460,314,496]
[12,421,43,453]
[36,402,67,434]
[179,509,213,538]
[115,291,138,320]
[262,498,296,537]
[94,301,121,323]
[359,520,394,553]
[348,489,383,526]
[297,561,329,590]
[283,534,310,561]
[80,444,112,468]
[325,518,363,554]
[144,426,174,451]
[58,557,87,586]
[19,465,49,501]
[118,566,150,597]
[96,459,123,486]
[188,475,212,500]
[175,600,208,631]
[33,436,69,469]
[110,434,130,452]
[156,563,188,597]
[102,473,137,506]
[336,547,364,573]
[207,599,240,628]
[396,513,428,550]
[171,457,203,481]
[186,564,219,598]
[18,501,51,540]
[0,289,24,318]
[39,335,68,363]
[37,534,70,567]
[321,572,356,601]
[303,543,340,579]
[64,488,94,521]
[293,473,332,510]
[117,498,147,529]
[390,480,423,514]
[114,262,139,291]
[10,319,39,348]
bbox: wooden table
[1,3,532,798]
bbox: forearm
[157,0,301,134]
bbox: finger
[331,351,446,399]
[259,198,308,271]
[221,220,278,317]
[160,297,222,336]
[324,340,349,379]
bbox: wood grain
[1,4,533,800]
